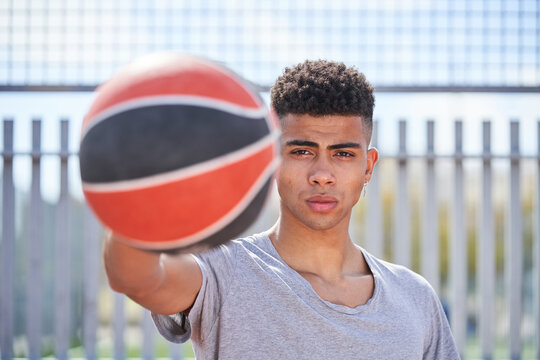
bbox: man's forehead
[279,114,370,144]
[281,119,365,139]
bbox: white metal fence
[1,117,539,359]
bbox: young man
[104,60,459,359]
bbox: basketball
[79,53,280,252]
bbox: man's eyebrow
[285,140,361,150]
[285,140,319,148]
[328,142,361,150]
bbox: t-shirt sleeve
[422,288,460,359]
[151,242,238,344]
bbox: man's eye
[336,151,354,157]
[291,149,310,156]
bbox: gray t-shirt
[152,232,459,359]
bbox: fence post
[394,119,410,267]
[533,120,540,359]
[169,343,183,360]
[55,119,71,360]
[451,119,466,357]
[536,120,540,360]
[508,120,522,360]
[114,292,126,360]
[366,120,383,259]
[479,120,495,359]
[143,310,155,360]
[83,208,101,360]
[27,118,43,360]
[422,120,439,294]
[1,118,15,360]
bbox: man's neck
[268,216,368,280]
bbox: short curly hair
[271,60,374,138]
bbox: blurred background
[0,0,539,359]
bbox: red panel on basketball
[83,143,275,246]
[79,53,279,252]
[83,54,262,129]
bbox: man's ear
[364,147,379,183]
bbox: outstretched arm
[103,231,203,315]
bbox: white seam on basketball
[81,95,268,140]
[82,130,279,192]
[125,156,279,249]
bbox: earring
[362,182,368,198]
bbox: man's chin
[301,218,342,232]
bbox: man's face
[276,114,378,232]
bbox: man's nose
[308,158,336,186]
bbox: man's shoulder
[227,231,268,252]
[196,232,269,262]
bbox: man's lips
[306,195,338,212]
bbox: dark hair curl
[270,60,374,137]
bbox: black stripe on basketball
[80,104,270,183]
[161,175,273,254]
